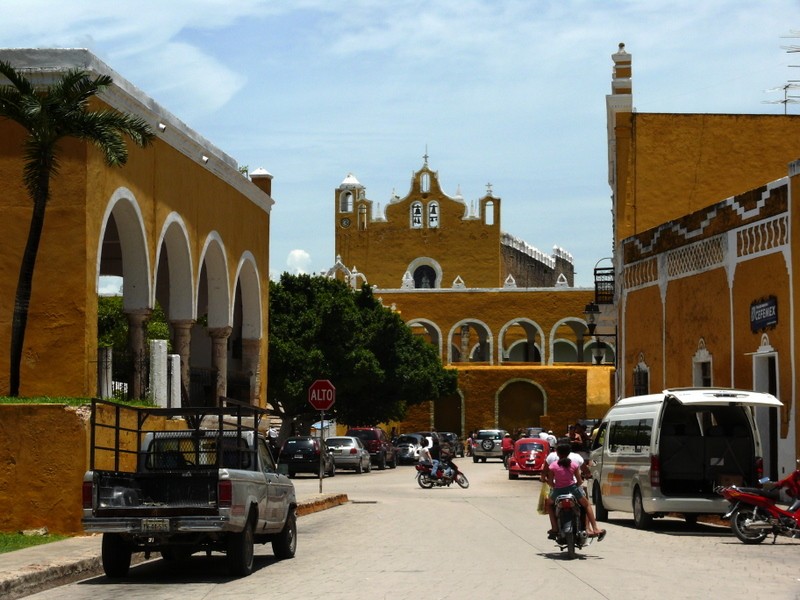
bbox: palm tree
[0,61,154,396]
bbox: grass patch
[0,396,92,406]
[0,531,69,554]
[0,396,156,407]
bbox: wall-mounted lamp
[584,302,599,336]
[157,122,167,132]
[201,155,209,163]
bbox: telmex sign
[750,296,778,333]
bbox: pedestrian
[501,432,514,468]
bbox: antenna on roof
[770,31,800,114]
[763,83,800,115]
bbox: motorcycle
[415,459,470,489]
[553,490,589,559]
[716,466,800,544]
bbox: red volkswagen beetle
[507,437,550,480]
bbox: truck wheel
[378,452,387,470]
[227,516,255,576]
[272,510,297,559]
[632,488,653,530]
[389,452,397,469]
[593,483,609,522]
[101,533,132,578]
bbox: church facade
[330,159,615,437]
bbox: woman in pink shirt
[545,442,605,540]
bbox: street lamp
[583,301,616,366]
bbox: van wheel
[593,483,609,522]
[632,488,653,529]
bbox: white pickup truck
[82,399,297,578]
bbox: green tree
[0,61,154,396]
[268,273,457,429]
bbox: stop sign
[308,379,336,411]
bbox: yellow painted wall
[390,364,613,437]
[621,284,663,396]
[0,404,196,534]
[0,405,89,534]
[336,166,502,289]
[0,99,271,400]
[616,113,800,244]
[732,252,792,433]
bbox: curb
[1,493,349,600]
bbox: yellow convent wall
[615,113,800,243]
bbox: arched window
[427,201,439,228]
[410,202,423,229]
[421,173,430,193]
[358,204,367,230]
[484,200,494,226]
[339,191,353,213]
[413,265,436,288]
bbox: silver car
[471,429,507,463]
[395,433,425,464]
[325,436,372,474]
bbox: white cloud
[286,250,312,275]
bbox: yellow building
[331,160,615,437]
[0,49,273,405]
[608,43,800,478]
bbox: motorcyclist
[418,437,433,470]
[545,442,606,541]
[430,435,442,477]
[769,459,800,512]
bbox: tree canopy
[268,273,457,428]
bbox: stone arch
[406,257,443,289]
[498,318,545,364]
[198,232,231,328]
[406,318,443,358]
[549,317,592,364]
[448,318,493,365]
[154,213,194,321]
[234,252,263,341]
[497,378,547,433]
[96,187,151,311]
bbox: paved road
[27,459,800,599]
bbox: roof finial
[423,144,429,167]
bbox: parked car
[325,436,372,473]
[438,432,465,457]
[395,433,425,465]
[279,436,335,478]
[345,427,398,469]
[507,437,550,479]
[472,429,507,463]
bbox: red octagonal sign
[308,379,336,411]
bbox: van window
[608,419,653,454]
[591,422,608,450]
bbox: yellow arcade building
[607,43,800,479]
[331,157,616,438]
[0,48,273,406]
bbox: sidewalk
[0,493,348,600]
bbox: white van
[588,388,782,529]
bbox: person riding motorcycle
[501,433,514,468]
[418,437,433,469]
[543,441,606,541]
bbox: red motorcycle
[415,459,470,489]
[716,464,800,544]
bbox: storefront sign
[750,296,778,333]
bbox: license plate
[141,518,169,533]
[294,453,303,459]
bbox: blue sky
[2,1,799,289]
